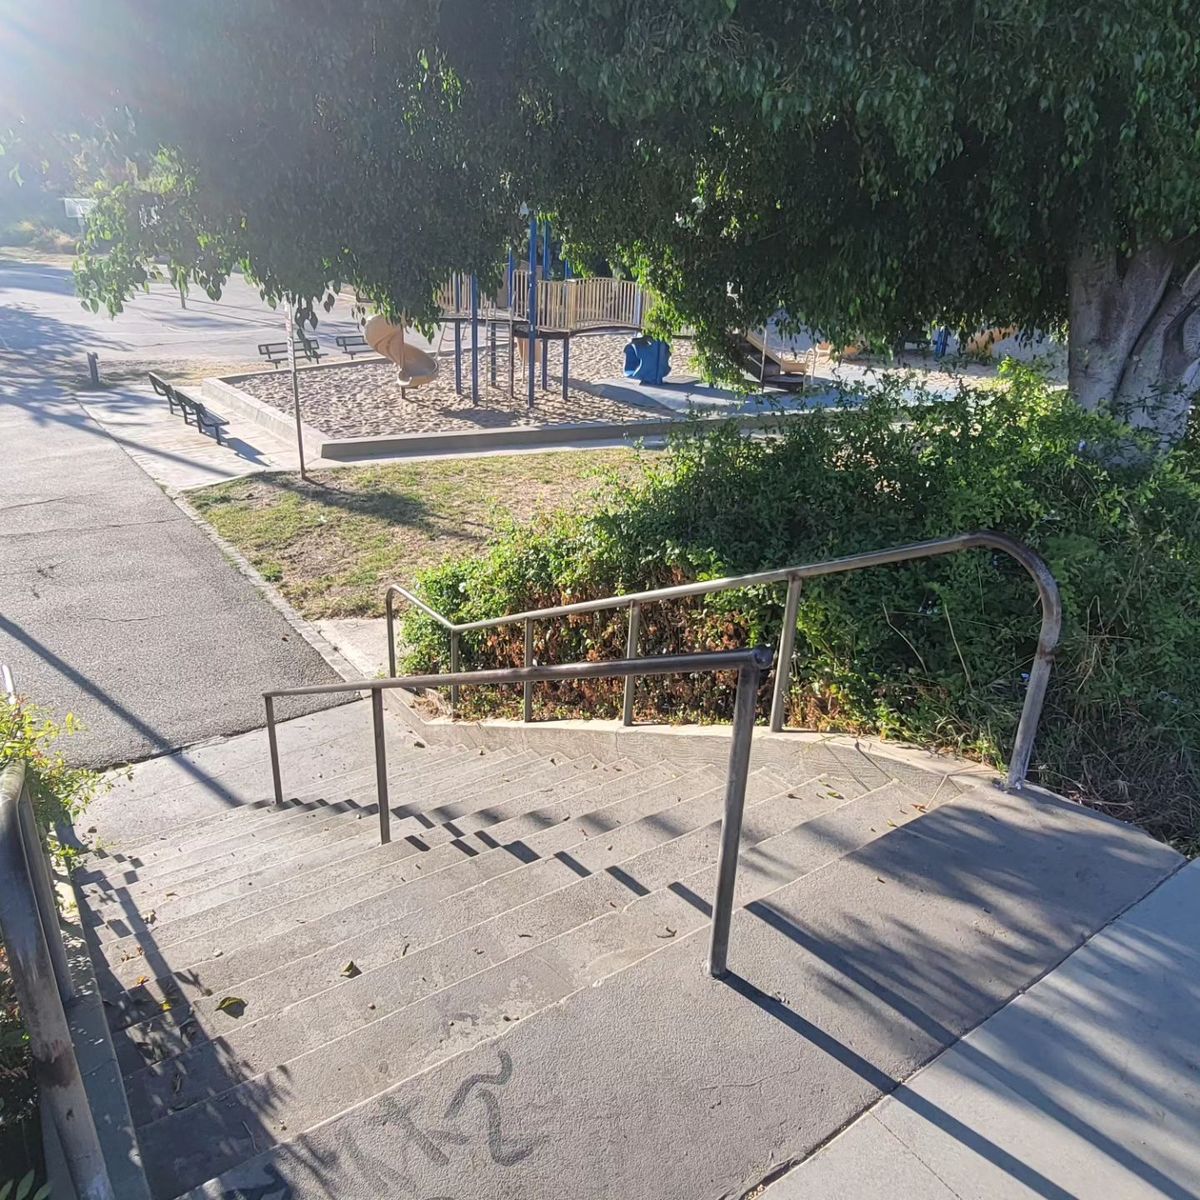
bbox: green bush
[402,366,1200,852]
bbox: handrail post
[372,688,391,844]
[264,694,283,806]
[706,650,770,979]
[523,618,534,723]
[17,796,73,1003]
[449,632,461,715]
[769,576,802,732]
[622,601,641,727]
[385,588,397,677]
[1006,589,1060,787]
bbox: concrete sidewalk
[0,374,342,767]
[767,859,1200,1199]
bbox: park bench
[148,370,186,416]
[335,333,373,357]
[257,337,323,368]
[173,388,231,445]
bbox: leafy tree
[4,0,1200,438]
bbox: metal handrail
[264,647,774,977]
[0,667,115,1200]
[385,530,1062,788]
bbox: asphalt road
[0,257,365,364]
[0,258,351,766]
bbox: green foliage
[1,696,109,864]
[6,2,1200,399]
[0,1173,49,1200]
[403,367,1200,850]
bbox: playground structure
[363,315,438,392]
[430,217,654,408]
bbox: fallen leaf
[141,910,156,925]
[216,995,247,1017]
[656,927,677,939]
[159,1000,172,1012]
[341,961,362,979]
[133,975,149,987]
[886,819,898,828]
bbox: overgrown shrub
[403,366,1200,851]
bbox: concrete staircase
[73,700,1180,1199]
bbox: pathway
[765,858,1200,1199]
[0,366,342,768]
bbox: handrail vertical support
[385,590,397,678]
[265,695,283,806]
[706,653,768,979]
[372,689,391,845]
[769,576,802,732]
[622,601,641,727]
[449,632,461,715]
[523,618,534,723]
[1007,647,1054,788]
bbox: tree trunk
[1068,241,1200,445]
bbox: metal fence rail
[264,648,773,977]
[385,530,1062,789]
[0,666,114,1200]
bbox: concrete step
[109,766,788,1042]
[102,762,695,993]
[78,744,509,882]
[85,755,613,941]
[107,762,731,1062]
[79,748,540,903]
[125,778,935,1136]
[179,784,1180,1200]
[92,753,652,950]
[85,699,422,853]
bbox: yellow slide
[363,315,438,387]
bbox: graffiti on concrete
[219,1049,540,1199]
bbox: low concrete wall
[318,406,808,460]
[43,894,152,1200]
[201,376,326,458]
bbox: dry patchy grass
[188,449,650,619]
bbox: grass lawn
[188,449,649,619]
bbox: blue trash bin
[623,337,671,385]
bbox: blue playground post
[453,275,463,395]
[506,248,516,395]
[470,274,480,405]
[562,259,572,399]
[541,220,551,387]
[527,214,538,409]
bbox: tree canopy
[4,0,1200,434]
